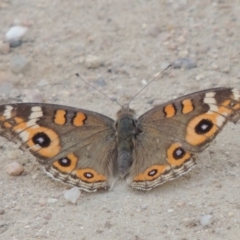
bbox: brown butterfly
[1,87,240,192]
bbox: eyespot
[32,132,51,147]
[195,119,213,134]
[58,157,71,167]
[148,169,158,177]
[52,153,78,173]
[173,147,186,160]
[74,168,107,183]
[167,143,191,166]
[84,172,94,179]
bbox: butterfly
[1,87,240,192]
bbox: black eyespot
[195,119,213,134]
[32,132,51,147]
[84,172,94,179]
[58,157,71,167]
[173,147,186,160]
[148,169,158,177]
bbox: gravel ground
[1,0,240,239]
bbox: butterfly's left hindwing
[0,103,117,192]
[128,88,240,190]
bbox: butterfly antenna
[128,64,172,106]
[75,73,122,108]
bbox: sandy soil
[1,0,240,239]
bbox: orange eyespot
[53,153,78,173]
[74,168,106,183]
[133,165,167,182]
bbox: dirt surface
[1,0,240,239]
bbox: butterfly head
[116,104,136,119]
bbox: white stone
[64,187,81,204]
[5,26,28,42]
[5,161,24,176]
[84,55,104,69]
[141,79,147,85]
[200,215,213,226]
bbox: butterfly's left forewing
[128,88,240,190]
[0,103,117,192]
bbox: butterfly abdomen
[117,148,133,178]
[116,108,138,178]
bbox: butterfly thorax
[116,106,141,178]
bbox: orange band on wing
[182,99,194,114]
[54,110,66,125]
[164,104,176,118]
[73,112,86,126]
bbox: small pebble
[147,25,161,38]
[228,212,233,217]
[195,74,205,81]
[141,205,148,210]
[222,66,230,73]
[38,198,47,206]
[176,35,186,44]
[200,214,213,226]
[64,187,81,204]
[60,90,70,97]
[10,55,31,74]
[176,202,185,207]
[84,55,104,69]
[47,198,58,204]
[172,58,197,69]
[0,41,10,54]
[5,161,24,176]
[168,43,177,50]
[32,172,39,180]
[5,26,28,45]
[178,50,189,58]
[168,209,174,213]
[141,79,147,85]
[37,79,49,87]
[94,78,107,87]
[211,63,219,70]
